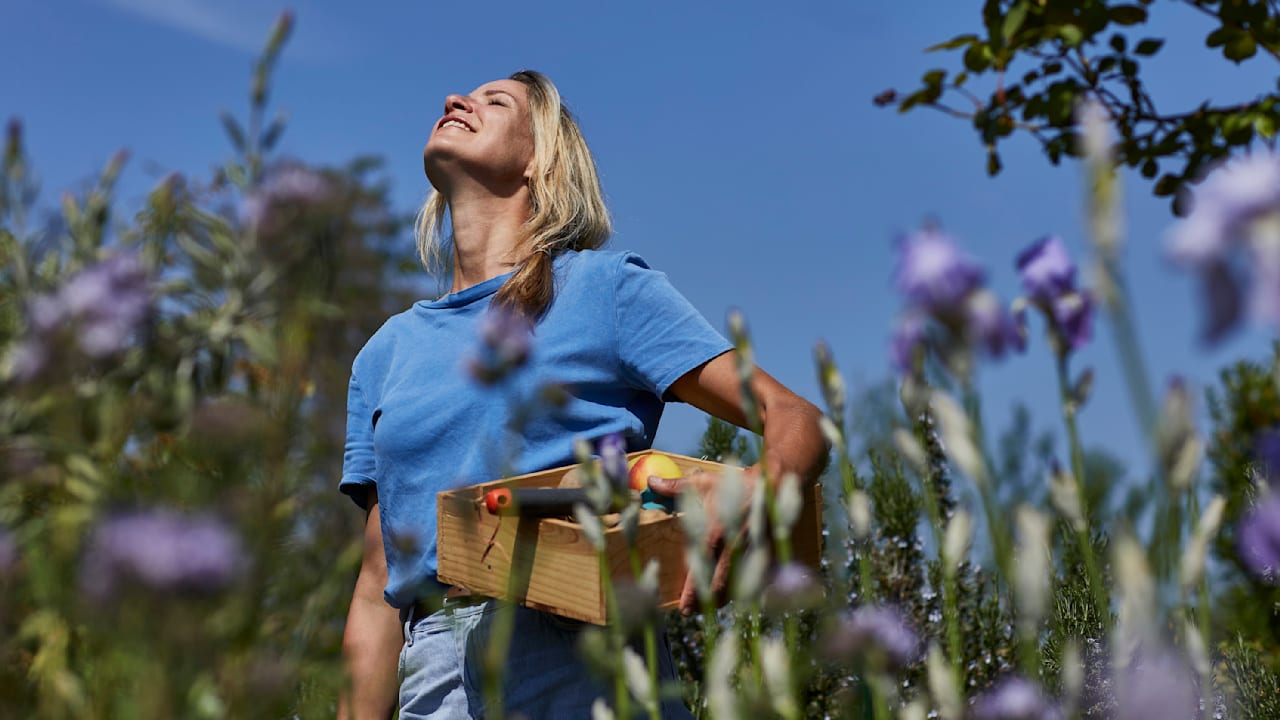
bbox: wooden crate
[436,450,823,625]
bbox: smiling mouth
[440,119,473,132]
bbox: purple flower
[1017,236,1077,303]
[10,252,151,380]
[964,289,1024,358]
[1051,291,1093,351]
[1116,650,1198,720]
[823,606,919,671]
[1255,428,1280,484]
[890,312,927,373]
[466,306,533,385]
[1166,153,1280,342]
[241,164,335,230]
[1237,493,1280,583]
[80,510,243,599]
[972,677,1062,720]
[762,562,824,612]
[597,433,629,491]
[894,229,985,312]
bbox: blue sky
[5,0,1278,479]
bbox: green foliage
[1221,635,1280,718]
[881,0,1280,213]
[0,16,414,717]
[694,416,759,466]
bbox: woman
[338,70,827,719]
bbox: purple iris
[971,676,1062,720]
[894,229,985,312]
[1166,152,1280,342]
[11,251,151,380]
[1237,493,1280,583]
[890,312,927,373]
[1014,236,1093,354]
[965,289,1025,358]
[80,509,243,599]
[823,605,919,671]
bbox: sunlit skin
[423,79,537,294]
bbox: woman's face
[423,78,536,194]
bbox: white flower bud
[1179,495,1226,592]
[732,547,770,602]
[638,558,660,595]
[773,472,802,540]
[716,465,747,537]
[1185,618,1211,677]
[1014,506,1052,631]
[926,643,962,720]
[706,633,740,719]
[893,428,929,477]
[1113,533,1155,668]
[943,509,971,574]
[591,699,616,720]
[574,504,605,551]
[847,490,872,540]
[686,546,712,601]
[819,416,845,453]
[761,637,797,718]
[930,391,988,488]
[1049,464,1086,532]
[677,487,708,548]
[622,647,653,708]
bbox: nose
[443,93,472,115]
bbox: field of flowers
[3,12,1280,720]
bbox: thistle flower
[971,676,1063,720]
[1237,492,1280,583]
[823,606,919,671]
[80,509,243,599]
[1014,236,1094,355]
[465,305,532,385]
[1165,152,1280,342]
[10,251,151,380]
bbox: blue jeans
[397,598,694,719]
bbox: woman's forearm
[338,571,402,720]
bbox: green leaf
[1110,34,1127,53]
[1206,27,1233,49]
[926,33,979,52]
[1224,33,1258,63]
[987,148,1003,176]
[1108,5,1148,25]
[1058,25,1084,47]
[220,112,246,153]
[1154,173,1180,197]
[923,69,947,88]
[1002,1,1029,43]
[964,42,993,72]
[1254,113,1277,139]
[1134,38,1164,56]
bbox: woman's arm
[657,351,829,613]
[337,489,403,720]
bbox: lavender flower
[971,676,1063,720]
[1166,152,1280,342]
[762,562,823,612]
[823,605,919,671]
[80,509,243,599]
[1237,493,1280,583]
[10,251,151,380]
[1116,650,1198,720]
[466,305,532,385]
[1014,236,1094,355]
[597,433,629,492]
[894,228,984,311]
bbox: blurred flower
[1165,152,1280,342]
[1017,236,1077,303]
[971,676,1062,720]
[894,228,984,310]
[1116,649,1198,720]
[597,433,628,492]
[0,529,16,575]
[241,164,334,230]
[1077,98,1115,168]
[1254,427,1280,484]
[10,251,151,380]
[823,605,919,671]
[1014,236,1094,355]
[1237,492,1280,584]
[890,228,1023,374]
[81,509,243,599]
[762,562,823,612]
[466,305,532,385]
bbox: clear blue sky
[5,0,1277,479]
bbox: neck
[445,182,532,293]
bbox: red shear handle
[482,487,595,517]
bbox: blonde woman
[338,70,827,719]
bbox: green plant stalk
[629,545,662,720]
[1098,258,1158,447]
[912,424,964,688]
[868,673,891,720]
[600,551,631,720]
[962,383,1015,586]
[1055,355,1111,632]
[1185,491,1213,720]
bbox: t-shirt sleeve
[614,252,733,400]
[339,373,377,510]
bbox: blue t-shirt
[341,249,733,608]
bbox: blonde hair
[414,70,612,318]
